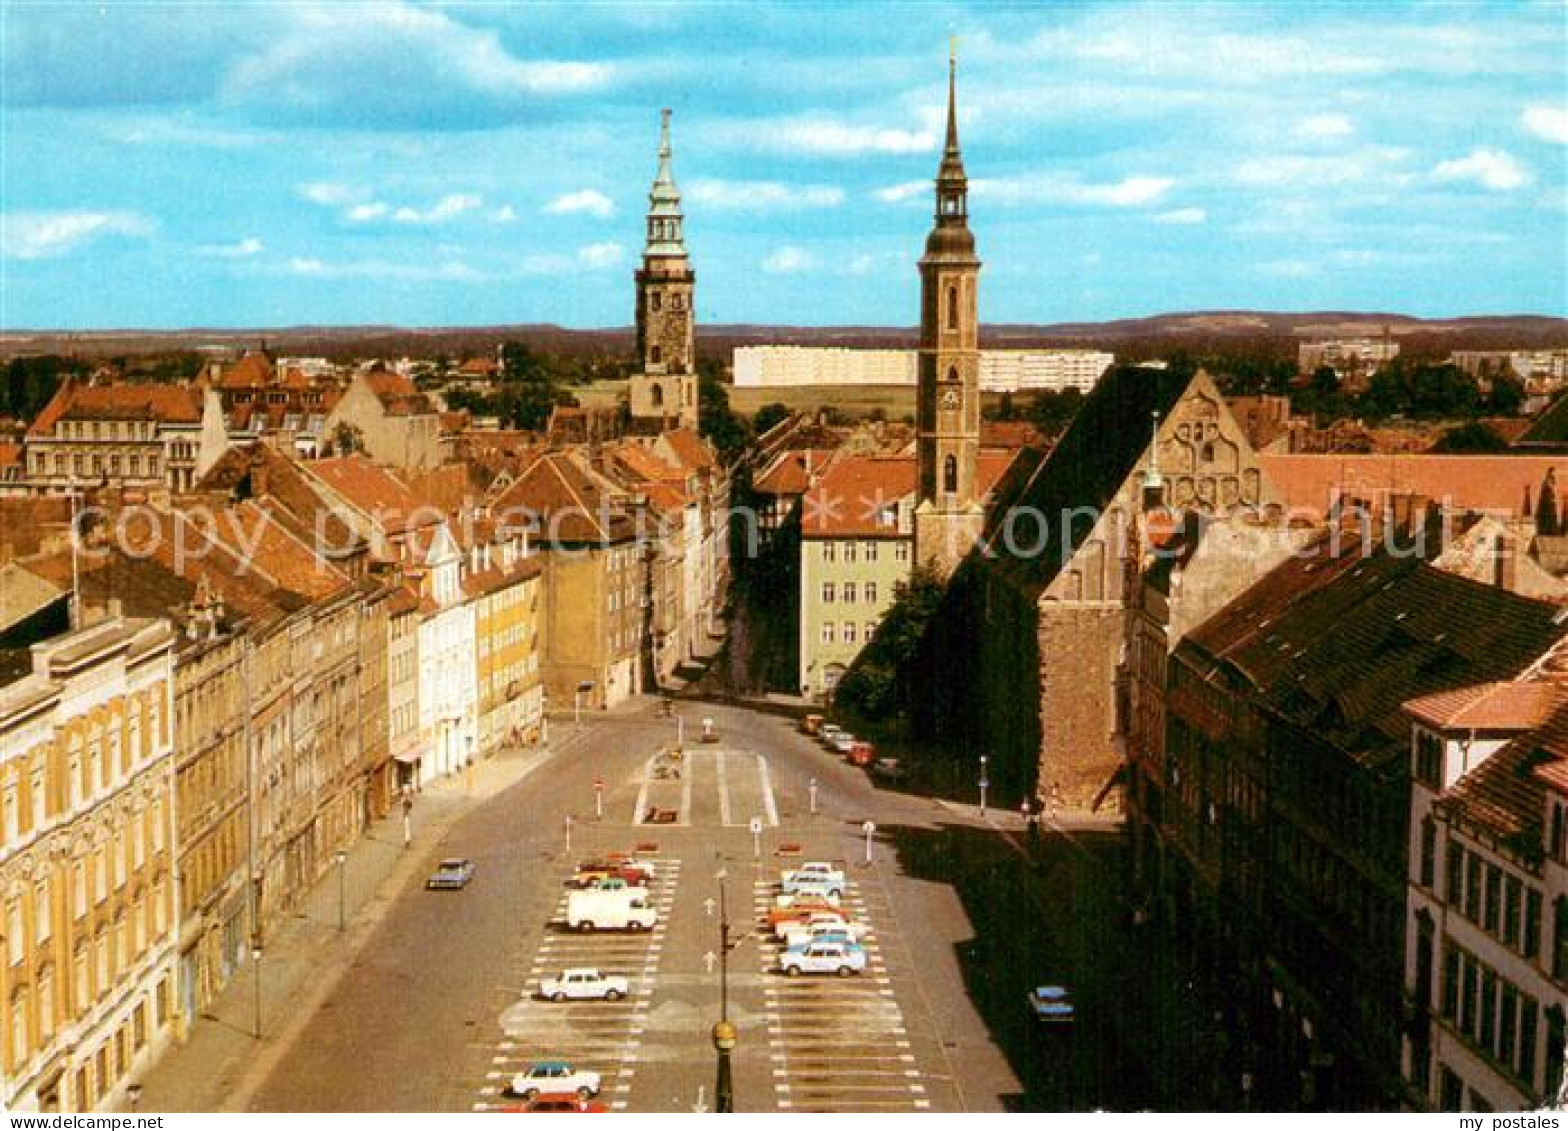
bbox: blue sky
[1,1,1564,330]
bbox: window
[864,542,878,563]
[10,987,29,1066]
[1484,865,1501,934]
[1554,896,1568,979]
[1503,876,1521,948]
[865,581,877,604]
[844,542,857,564]
[1415,730,1442,786]
[35,878,50,945]
[1521,998,1540,1089]
[1466,854,1482,920]
[2,786,16,842]
[821,583,835,604]
[865,621,877,641]
[650,345,662,365]
[6,901,22,964]
[843,583,856,604]
[944,455,958,494]
[1499,985,1518,1067]
[1552,802,1566,861]
[650,292,661,312]
[1525,890,1542,959]
[31,772,45,831]
[821,623,835,645]
[895,542,910,563]
[947,286,960,330]
[1419,818,1436,888]
[1545,1004,1564,1099]
[822,542,836,563]
[1479,968,1496,1048]
[843,623,857,645]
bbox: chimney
[249,449,269,498]
[1494,530,1519,593]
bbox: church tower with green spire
[630,108,698,429]
[914,49,985,576]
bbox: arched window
[947,286,959,330]
[650,345,662,366]
[944,455,958,494]
[946,366,958,384]
[650,383,664,408]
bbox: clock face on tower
[940,387,960,410]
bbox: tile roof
[490,452,636,545]
[754,448,838,498]
[27,381,201,437]
[306,456,439,536]
[979,421,1044,450]
[1186,541,1568,766]
[659,427,717,472]
[800,451,1019,538]
[609,441,686,487]
[1260,454,1564,520]
[363,370,435,417]
[980,365,1200,597]
[1404,680,1564,732]
[1438,698,1568,843]
[214,351,275,390]
[0,563,67,634]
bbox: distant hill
[3,311,1564,363]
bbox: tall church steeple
[914,47,984,577]
[631,108,698,428]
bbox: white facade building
[732,345,1113,394]
[415,526,477,784]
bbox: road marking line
[717,749,732,826]
[680,748,693,821]
[756,752,780,826]
[631,751,658,824]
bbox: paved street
[232,697,1136,1112]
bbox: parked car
[869,757,908,783]
[510,1061,602,1101]
[573,876,648,898]
[819,724,845,747]
[502,1092,607,1113]
[426,858,474,890]
[779,913,869,947]
[801,713,824,736]
[781,861,845,887]
[765,898,843,929]
[846,740,875,767]
[781,874,845,900]
[538,969,629,1002]
[779,940,867,978]
[570,863,653,888]
[1028,984,1076,1024]
[566,889,658,932]
[827,732,858,756]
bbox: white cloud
[389,193,485,224]
[299,181,361,206]
[848,253,878,276]
[3,210,154,259]
[286,255,479,281]
[972,174,1173,208]
[519,253,573,275]
[688,179,844,210]
[546,189,614,218]
[289,256,326,275]
[198,236,264,258]
[1258,258,1316,278]
[873,181,927,204]
[492,205,518,223]
[577,241,624,269]
[1522,104,1568,145]
[1153,207,1206,225]
[725,117,935,157]
[347,203,390,222]
[1433,148,1531,191]
[1297,113,1353,141]
[1233,146,1412,189]
[762,246,815,274]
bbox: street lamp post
[594,777,605,821]
[402,788,413,849]
[676,714,684,749]
[979,755,990,817]
[808,777,818,816]
[336,850,348,932]
[714,869,735,1113]
[251,945,264,1039]
[465,733,474,793]
[565,814,573,855]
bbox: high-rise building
[913,52,985,576]
[629,109,699,430]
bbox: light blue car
[779,940,867,978]
[780,871,845,900]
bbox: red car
[569,861,653,888]
[499,1093,607,1114]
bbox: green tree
[833,566,946,721]
[697,366,750,462]
[1430,421,1509,453]
[1027,388,1084,438]
[752,402,791,436]
[500,341,571,431]
[1487,373,1526,416]
[332,422,365,454]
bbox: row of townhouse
[1122,490,1568,1111]
[0,418,730,1111]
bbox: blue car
[426,858,474,890]
[1028,984,1075,1024]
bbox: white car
[781,915,870,948]
[510,1060,602,1101]
[772,890,841,910]
[538,968,629,1002]
[779,940,867,978]
[781,861,845,888]
[819,724,845,746]
[827,732,857,755]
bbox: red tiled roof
[1260,454,1565,520]
[27,382,201,437]
[1440,696,1568,842]
[1404,680,1564,732]
[754,449,836,498]
[363,370,435,417]
[440,411,470,433]
[457,357,499,377]
[980,421,1043,450]
[306,456,439,536]
[802,451,1019,537]
[215,351,274,390]
[0,442,21,469]
[610,441,686,486]
[491,453,636,545]
[660,427,717,472]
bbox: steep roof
[1438,697,1568,844]
[659,427,717,472]
[307,456,437,536]
[1517,393,1568,447]
[1405,680,1564,733]
[0,563,66,634]
[1260,454,1563,520]
[490,452,636,545]
[802,450,1018,538]
[753,448,837,498]
[1186,542,1568,767]
[363,369,435,417]
[979,364,1197,597]
[28,381,202,437]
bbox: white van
[566,888,658,932]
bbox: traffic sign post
[749,816,763,859]
[979,755,990,817]
[808,777,818,816]
[593,777,605,820]
[565,814,573,854]
[862,820,876,865]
